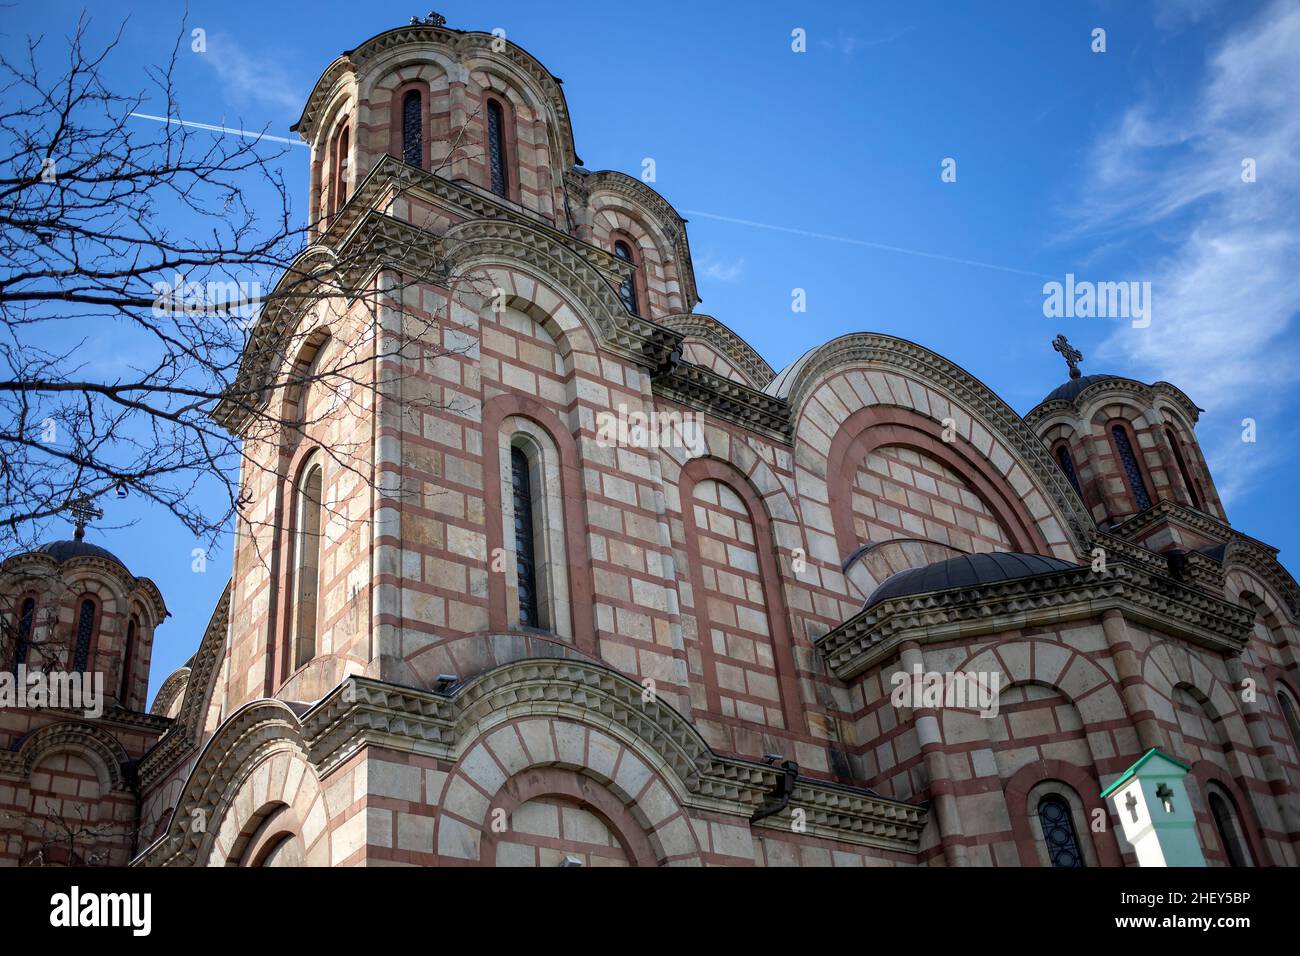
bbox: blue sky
[6,0,1298,702]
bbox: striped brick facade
[3,20,1299,868]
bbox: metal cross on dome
[68,495,103,542]
[1053,334,1084,380]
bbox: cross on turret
[1052,334,1083,380]
[68,495,103,542]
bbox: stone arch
[140,699,325,867]
[1187,760,1270,866]
[205,747,321,867]
[1004,760,1122,866]
[957,640,1123,733]
[442,219,639,359]
[674,455,806,734]
[435,715,703,866]
[480,766,660,867]
[18,721,129,792]
[771,334,1090,549]
[827,405,1052,563]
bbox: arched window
[72,597,96,672]
[330,124,350,217]
[613,241,641,317]
[1278,690,1300,761]
[1164,426,1201,510]
[1207,790,1251,866]
[121,615,138,702]
[1111,424,1151,513]
[1036,794,1085,867]
[402,89,423,168]
[290,458,324,669]
[14,596,35,668]
[498,419,572,639]
[1054,442,1082,496]
[511,445,540,628]
[486,98,509,199]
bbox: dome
[1040,373,1134,404]
[35,539,128,569]
[864,551,1079,609]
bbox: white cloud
[200,33,303,116]
[1068,0,1300,499]
[700,256,745,283]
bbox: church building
[3,15,1299,867]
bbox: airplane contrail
[681,208,1053,279]
[128,112,307,147]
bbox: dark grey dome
[35,539,127,568]
[865,551,1079,608]
[1042,373,1126,404]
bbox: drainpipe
[751,757,799,824]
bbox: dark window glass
[121,617,137,701]
[73,599,96,672]
[613,241,640,316]
[511,446,539,628]
[15,597,35,667]
[293,464,323,669]
[1208,792,1249,867]
[1165,427,1201,510]
[1112,425,1151,512]
[402,90,423,167]
[1037,795,1085,867]
[1056,444,1082,496]
[487,100,508,198]
[331,126,350,217]
[1277,692,1300,764]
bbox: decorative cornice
[817,560,1253,681]
[653,361,793,443]
[659,312,775,389]
[14,720,132,791]
[150,667,191,718]
[138,660,926,864]
[1025,378,1202,428]
[138,584,231,791]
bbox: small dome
[1040,373,1129,404]
[865,551,1078,608]
[35,539,128,569]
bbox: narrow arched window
[1037,794,1085,867]
[613,241,641,316]
[486,98,509,198]
[14,596,36,667]
[1208,791,1250,866]
[402,89,423,167]
[1055,443,1082,496]
[331,125,350,217]
[1165,426,1201,510]
[291,460,324,669]
[511,446,539,628]
[1112,425,1151,512]
[72,598,96,672]
[1278,690,1300,761]
[121,615,138,702]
